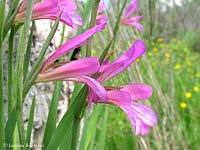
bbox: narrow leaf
[79,106,101,150]
[97,106,108,150]
[26,95,36,146]
[0,0,6,148]
[42,81,62,147]
[5,109,17,145]
[23,21,35,79]
[44,87,87,150]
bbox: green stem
[71,87,88,150]
[86,0,101,57]
[15,0,34,148]
[3,0,20,41]
[0,0,6,148]
[112,0,127,49]
[8,27,15,114]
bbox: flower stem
[0,0,6,148]
[86,0,101,57]
[15,0,34,148]
[112,0,127,49]
[71,87,88,150]
[8,27,15,114]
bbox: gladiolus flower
[87,39,157,135]
[121,0,144,31]
[14,0,83,29]
[35,23,108,102]
[104,84,157,136]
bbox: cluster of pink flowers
[15,0,157,136]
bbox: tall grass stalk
[15,0,34,147]
[0,0,6,148]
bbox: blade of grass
[3,0,20,40]
[0,0,6,148]
[79,106,101,150]
[23,21,35,79]
[44,86,88,150]
[86,0,101,57]
[7,27,15,114]
[5,109,17,146]
[26,95,36,146]
[97,106,108,150]
[59,123,73,150]
[15,0,35,147]
[42,81,62,147]
[88,126,97,150]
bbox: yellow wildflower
[172,38,177,43]
[151,42,155,46]
[153,47,158,52]
[179,53,184,57]
[185,92,192,99]
[151,62,157,67]
[148,52,153,57]
[157,38,163,43]
[165,53,170,58]
[180,102,187,109]
[186,58,192,66]
[174,64,181,70]
[196,73,200,78]
[193,86,199,92]
[159,44,164,48]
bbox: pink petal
[67,76,108,103]
[97,39,146,83]
[122,17,144,31]
[42,23,107,71]
[121,84,152,100]
[122,0,138,19]
[88,90,99,108]
[107,90,131,105]
[14,0,82,28]
[98,1,106,14]
[36,57,100,82]
[120,102,157,136]
[60,0,77,12]
[96,15,108,25]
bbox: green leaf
[26,95,36,146]
[0,0,6,148]
[79,106,102,150]
[23,21,35,79]
[44,87,87,150]
[59,123,73,150]
[97,106,108,150]
[5,109,17,145]
[7,27,15,114]
[3,0,20,39]
[15,0,35,147]
[42,81,62,147]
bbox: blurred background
[76,0,200,149]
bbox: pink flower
[87,39,157,135]
[104,84,157,136]
[121,0,144,31]
[35,23,108,102]
[41,22,107,72]
[96,1,108,25]
[14,0,83,29]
